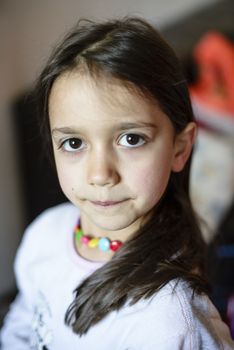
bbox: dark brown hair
[35,17,209,336]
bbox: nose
[87,149,120,187]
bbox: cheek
[128,160,172,206]
[55,161,79,197]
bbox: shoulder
[21,202,78,242]
[133,280,196,334]
[27,202,79,231]
[123,280,233,348]
[14,202,79,274]
[120,280,193,343]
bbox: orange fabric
[190,32,234,116]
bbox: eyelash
[58,133,147,153]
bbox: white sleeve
[143,331,234,350]
[0,225,36,349]
[128,281,234,350]
[0,203,77,349]
[0,293,33,349]
[143,333,194,350]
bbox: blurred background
[0,0,233,336]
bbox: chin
[95,221,127,232]
[95,215,138,233]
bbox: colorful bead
[75,230,83,241]
[88,238,99,248]
[110,240,123,251]
[81,236,90,245]
[74,219,123,252]
[98,237,111,251]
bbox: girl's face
[49,72,192,240]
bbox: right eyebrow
[51,127,80,136]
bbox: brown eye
[126,134,141,145]
[118,133,145,148]
[62,138,84,152]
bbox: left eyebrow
[117,122,157,130]
[51,127,82,136]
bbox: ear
[171,122,197,172]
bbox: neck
[74,211,151,263]
[79,211,147,242]
[74,238,115,263]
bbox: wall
[0,9,25,294]
[0,0,220,295]
[7,0,219,90]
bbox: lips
[90,200,125,207]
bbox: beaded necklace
[74,219,123,252]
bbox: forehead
[48,71,167,127]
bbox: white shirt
[1,203,234,349]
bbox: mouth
[90,200,127,207]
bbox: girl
[1,17,233,350]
